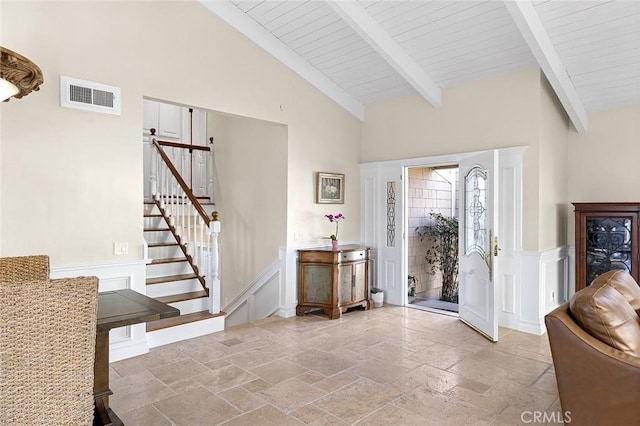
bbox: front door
[458,150,499,341]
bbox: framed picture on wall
[317,172,344,204]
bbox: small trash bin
[371,288,384,308]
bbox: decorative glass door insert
[464,165,487,257]
[585,216,632,287]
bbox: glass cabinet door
[584,216,633,288]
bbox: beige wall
[567,104,640,243]
[209,111,287,303]
[363,68,543,250]
[538,75,570,250]
[0,1,362,264]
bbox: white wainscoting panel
[543,247,570,311]
[50,259,149,362]
[517,246,570,335]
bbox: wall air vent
[60,76,121,115]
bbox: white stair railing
[148,128,213,202]
[150,137,220,315]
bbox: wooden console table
[94,289,179,426]
[297,245,370,319]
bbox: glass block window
[387,181,396,247]
[464,166,487,257]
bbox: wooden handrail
[153,138,214,225]
[158,140,210,152]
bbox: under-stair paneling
[224,258,282,327]
[50,259,149,362]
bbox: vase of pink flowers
[325,213,344,249]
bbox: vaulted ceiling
[201,0,640,133]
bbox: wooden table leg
[93,331,123,426]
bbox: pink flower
[325,213,345,240]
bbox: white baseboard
[276,306,296,318]
[518,319,547,335]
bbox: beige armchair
[0,275,98,425]
[545,270,640,425]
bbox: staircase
[143,200,224,346]
[142,128,225,346]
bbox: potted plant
[416,212,459,303]
[407,275,417,297]
[325,213,344,249]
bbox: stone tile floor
[109,305,561,425]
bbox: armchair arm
[545,304,640,425]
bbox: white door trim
[360,146,526,329]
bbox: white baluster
[197,152,205,196]
[150,139,158,197]
[163,161,169,211]
[186,202,192,256]
[175,192,183,238]
[191,206,196,256]
[180,149,189,191]
[169,178,175,227]
[199,216,204,268]
[158,161,166,210]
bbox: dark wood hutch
[573,202,640,291]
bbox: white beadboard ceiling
[201,0,640,132]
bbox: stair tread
[146,274,198,285]
[146,310,225,332]
[144,213,163,218]
[148,242,179,248]
[155,290,208,304]
[150,257,188,265]
[144,227,171,232]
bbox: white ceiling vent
[60,76,121,115]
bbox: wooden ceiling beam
[327,1,441,109]
[505,0,588,133]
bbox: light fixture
[0,46,44,102]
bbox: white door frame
[360,146,526,328]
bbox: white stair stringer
[146,315,224,348]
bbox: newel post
[208,211,221,314]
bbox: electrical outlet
[294,232,302,242]
[551,291,555,302]
[114,242,128,255]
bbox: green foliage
[416,212,459,303]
